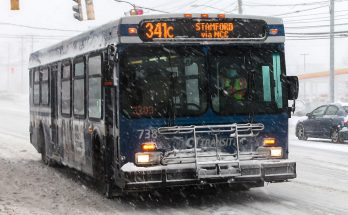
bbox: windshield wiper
[247,70,256,123]
[163,47,176,126]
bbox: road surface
[0,93,348,215]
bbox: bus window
[273,53,283,108]
[61,64,71,115]
[262,66,271,102]
[73,60,85,116]
[33,70,40,105]
[211,45,283,115]
[120,46,207,118]
[88,55,102,119]
[41,68,49,105]
[185,62,200,110]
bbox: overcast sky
[0,0,348,92]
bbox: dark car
[295,103,348,143]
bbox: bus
[29,13,299,197]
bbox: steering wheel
[224,88,247,98]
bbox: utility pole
[301,53,309,100]
[21,36,24,93]
[238,0,243,14]
[7,44,10,90]
[329,0,335,102]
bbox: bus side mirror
[287,76,299,100]
[104,44,117,86]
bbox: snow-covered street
[1,94,348,215]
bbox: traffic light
[85,0,95,20]
[10,0,19,10]
[130,8,143,16]
[72,0,83,21]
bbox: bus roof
[29,13,284,69]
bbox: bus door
[72,58,87,170]
[50,64,59,155]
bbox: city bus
[29,13,299,197]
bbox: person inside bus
[220,67,247,101]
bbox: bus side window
[33,70,40,105]
[262,66,272,102]
[61,63,71,115]
[41,68,49,105]
[88,55,102,119]
[273,53,283,108]
[73,59,85,116]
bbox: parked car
[295,103,348,143]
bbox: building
[297,68,348,113]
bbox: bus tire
[38,126,48,165]
[92,135,113,198]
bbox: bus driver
[220,67,247,101]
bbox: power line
[286,17,348,24]
[114,0,169,13]
[286,30,348,35]
[0,22,83,32]
[284,13,348,22]
[286,22,348,29]
[282,9,348,19]
[244,1,328,7]
[271,4,329,17]
[287,36,348,40]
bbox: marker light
[270,147,283,158]
[128,27,138,35]
[184,13,192,18]
[263,138,277,146]
[269,28,279,35]
[141,142,157,151]
[217,14,225,19]
[201,14,209,18]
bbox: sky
[0,0,348,93]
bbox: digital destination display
[138,18,267,41]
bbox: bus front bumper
[119,160,296,191]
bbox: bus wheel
[92,136,113,198]
[38,127,48,165]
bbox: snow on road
[1,93,348,215]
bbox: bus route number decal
[137,129,158,139]
[145,22,174,39]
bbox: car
[295,103,348,143]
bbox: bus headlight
[135,152,161,166]
[256,146,283,158]
[270,147,283,158]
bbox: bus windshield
[210,45,285,115]
[120,45,285,118]
[120,46,208,118]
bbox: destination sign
[138,18,267,41]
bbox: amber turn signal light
[263,138,277,146]
[128,27,138,34]
[141,142,157,151]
